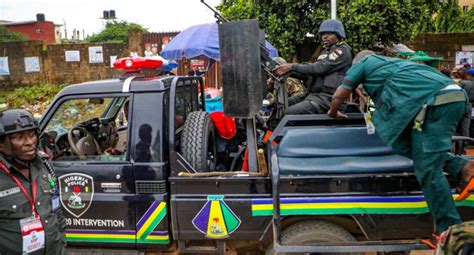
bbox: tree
[218,0,436,58]
[86,21,147,43]
[218,0,328,59]
[338,0,429,52]
[0,26,28,42]
[427,0,474,33]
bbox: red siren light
[113,56,164,70]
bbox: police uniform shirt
[291,43,353,95]
[339,55,455,149]
[0,153,66,255]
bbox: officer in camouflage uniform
[274,19,353,114]
[266,57,306,105]
[0,109,66,255]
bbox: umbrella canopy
[161,23,278,61]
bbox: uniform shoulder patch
[317,54,328,60]
[335,48,343,56]
[329,52,339,61]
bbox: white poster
[65,50,80,62]
[0,57,10,75]
[24,56,40,73]
[456,51,473,66]
[110,55,117,68]
[88,46,104,63]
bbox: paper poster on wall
[24,57,40,73]
[0,57,10,75]
[88,46,104,63]
[65,51,80,62]
[110,55,117,68]
[456,51,473,66]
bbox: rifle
[200,0,288,111]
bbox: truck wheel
[266,220,361,255]
[181,111,217,172]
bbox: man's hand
[273,64,292,76]
[327,109,348,118]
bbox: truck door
[39,95,137,249]
[129,92,171,250]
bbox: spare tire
[181,111,217,172]
[266,220,361,255]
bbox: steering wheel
[67,126,101,156]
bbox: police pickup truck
[38,18,474,253]
[36,54,474,254]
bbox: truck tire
[266,220,361,255]
[181,111,216,172]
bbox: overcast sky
[0,0,222,38]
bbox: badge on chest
[20,216,45,253]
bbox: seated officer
[274,19,353,114]
[0,109,66,254]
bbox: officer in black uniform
[274,19,353,114]
[0,109,66,255]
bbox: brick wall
[409,33,474,68]
[0,41,126,89]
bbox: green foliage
[0,26,28,42]
[216,0,468,58]
[0,84,67,115]
[86,21,147,43]
[219,0,329,58]
[339,0,428,52]
[451,8,474,32]
[428,0,474,33]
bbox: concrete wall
[0,41,126,89]
[410,33,474,68]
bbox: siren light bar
[113,56,164,70]
[113,56,178,71]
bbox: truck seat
[276,127,413,175]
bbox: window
[41,96,129,162]
[175,87,199,132]
[36,28,42,33]
[463,5,469,12]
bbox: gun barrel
[201,0,229,23]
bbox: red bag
[209,111,236,140]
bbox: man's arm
[327,86,352,118]
[292,46,352,76]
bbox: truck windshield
[46,98,113,134]
[42,96,129,162]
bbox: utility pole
[331,0,337,19]
[63,19,67,40]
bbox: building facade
[459,0,474,11]
[2,14,60,44]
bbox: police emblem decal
[192,195,241,239]
[58,173,94,218]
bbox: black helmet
[0,109,39,137]
[318,19,346,39]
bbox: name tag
[20,216,45,253]
[0,187,20,198]
[52,194,60,212]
